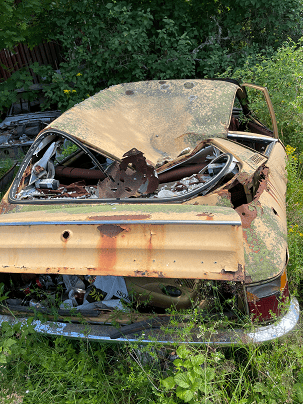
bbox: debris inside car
[0,79,299,344]
[0,94,61,160]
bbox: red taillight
[246,269,289,322]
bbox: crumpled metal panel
[236,141,288,283]
[47,80,238,165]
[98,148,159,198]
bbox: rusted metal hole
[272,208,278,215]
[184,82,194,89]
[125,90,134,95]
[242,212,246,216]
[97,224,125,237]
[62,230,71,240]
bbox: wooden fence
[0,42,62,83]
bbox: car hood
[47,79,239,165]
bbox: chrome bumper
[0,297,299,345]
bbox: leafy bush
[0,68,39,116]
[223,40,303,153]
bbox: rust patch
[0,200,16,214]
[98,148,158,198]
[216,188,232,199]
[17,163,32,193]
[236,172,252,186]
[254,167,269,201]
[196,213,214,220]
[134,270,165,277]
[235,204,257,229]
[97,232,117,273]
[33,165,45,175]
[220,264,245,282]
[88,214,151,221]
[97,224,127,238]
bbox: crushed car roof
[48,79,239,165]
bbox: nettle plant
[158,345,218,403]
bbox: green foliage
[0,67,38,115]
[284,146,303,300]
[33,1,196,111]
[160,346,217,403]
[1,0,303,112]
[0,0,52,49]
[223,40,303,153]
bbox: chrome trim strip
[0,220,242,226]
[228,133,278,142]
[246,297,300,343]
[0,297,298,345]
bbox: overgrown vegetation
[2,1,303,402]
[1,0,303,113]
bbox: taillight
[246,268,289,322]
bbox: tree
[0,0,52,50]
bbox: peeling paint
[220,264,245,282]
[196,213,214,220]
[235,203,258,228]
[97,224,128,238]
[134,270,165,278]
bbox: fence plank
[0,42,62,82]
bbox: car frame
[0,79,299,344]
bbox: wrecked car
[0,79,299,344]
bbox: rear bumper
[0,297,299,345]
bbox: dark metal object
[35,179,60,190]
[5,304,100,317]
[55,166,106,182]
[98,148,159,198]
[0,110,61,160]
[158,163,207,183]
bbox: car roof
[47,79,239,165]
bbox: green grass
[0,320,303,403]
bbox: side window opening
[14,133,111,200]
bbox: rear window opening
[11,132,240,202]
[227,133,277,156]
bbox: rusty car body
[0,79,299,344]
